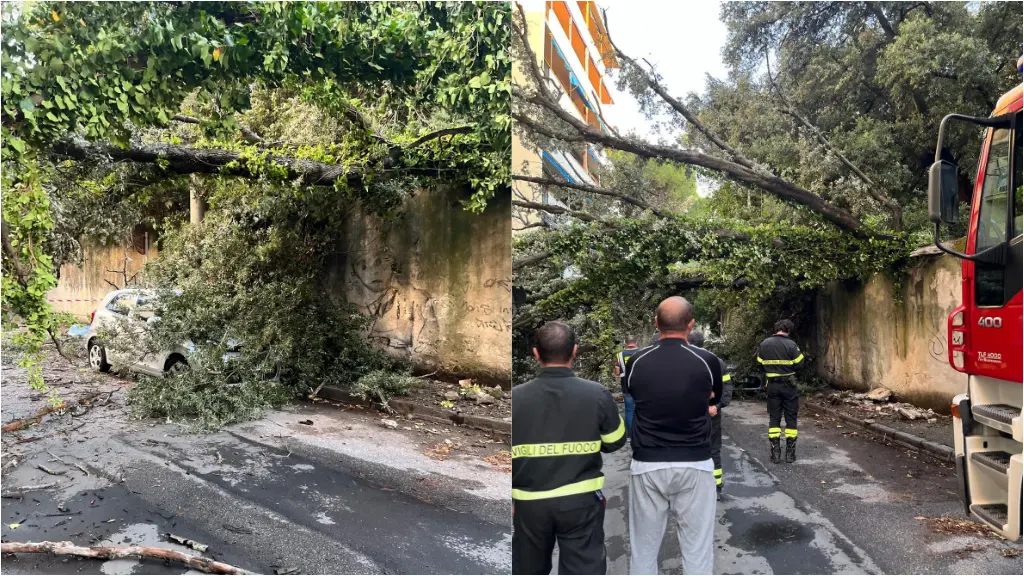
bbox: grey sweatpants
[628,467,716,575]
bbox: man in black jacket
[623,297,722,574]
[687,330,733,499]
[512,321,626,575]
[757,319,805,463]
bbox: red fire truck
[928,56,1022,541]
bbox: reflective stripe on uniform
[767,427,782,439]
[511,440,601,459]
[766,372,796,378]
[785,428,798,438]
[714,468,723,485]
[511,476,605,500]
[722,374,731,382]
[758,355,804,366]
[601,416,626,444]
[617,351,625,371]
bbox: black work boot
[769,437,782,463]
[785,437,797,463]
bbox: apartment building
[512,0,618,232]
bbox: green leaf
[19,98,35,113]
[45,111,59,122]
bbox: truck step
[972,404,1018,425]
[971,451,1011,475]
[971,503,1008,530]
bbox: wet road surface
[595,399,1022,574]
[2,402,511,575]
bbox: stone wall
[815,252,967,412]
[327,188,512,385]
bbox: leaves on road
[915,516,1002,538]
[482,451,511,472]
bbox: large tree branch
[515,107,885,238]
[602,11,768,176]
[513,199,612,226]
[512,10,887,240]
[865,2,896,40]
[51,137,362,187]
[172,114,268,145]
[407,126,474,148]
[513,251,555,272]
[764,53,902,229]
[513,175,673,219]
[1,541,253,575]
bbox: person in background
[614,335,641,439]
[623,297,722,575]
[757,319,804,463]
[512,321,627,575]
[687,330,733,499]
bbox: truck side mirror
[928,159,960,224]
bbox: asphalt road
[2,399,511,575]
[594,399,1022,575]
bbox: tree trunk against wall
[189,175,206,225]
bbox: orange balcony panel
[577,0,618,69]
[550,1,571,37]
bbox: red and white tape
[47,298,100,303]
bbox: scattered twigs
[0,541,255,575]
[1,482,59,498]
[1,391,106,433]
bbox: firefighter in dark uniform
[688,330,733,498]
[757,319,805,463]
[512,321,627,575]
[613,336,640,439]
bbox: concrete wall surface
[329,189,512,385]
[815,253,967,411]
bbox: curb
[804,400,955,461]
[316,386,511,436]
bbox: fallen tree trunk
[1,541,254,575]
[51,137,362,187]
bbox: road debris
[915,516,1002,538]
[865,387,892,402]
[379,419,398,429]
[1001,548,1021,558]
[0,541,254,574]
[1,390,107,432]
[482,451,512,472]
[167,533,210,552]
[36,464,64,476]
[1,482,59,498]
[424,441,460,461]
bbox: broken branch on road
[0,541,254,575]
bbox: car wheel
[88,340,111,373]
[164,356,189,377]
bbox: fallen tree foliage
[0,541,254,575]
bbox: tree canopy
[511,1,1019,383]
[1,1,510,422]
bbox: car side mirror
[928,159,960,225]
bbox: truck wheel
[88,340,111,373]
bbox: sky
[595,0,730,196]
